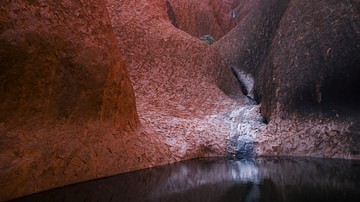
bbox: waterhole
[11,157,360,202]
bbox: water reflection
[230,160,260,183]
[11,157,360,202]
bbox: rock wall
[0,0,139,126]
[1,0,359,200]
[214,0,290,77]
[0,0,161,200]
[215,0,360,158]
[166,0,235,40]
[0,0,252,200]
[256,0,360,158]
[105,0,251,164]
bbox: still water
[12,157,360,202]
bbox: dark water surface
[12,157,360,202]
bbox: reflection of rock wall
[258,157,359,190]
[257,157,360,201]
[12,157,360,202]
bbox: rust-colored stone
[166,0,235,40]
[1,0,246,200]
[0,0,141,200]
[2,0,359,200]
[105,0,247,163]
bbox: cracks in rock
[229,65,258,105]
[165,0,178,28]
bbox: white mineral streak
[227,105,266,142]
[236,70,255,99]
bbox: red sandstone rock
[0,0,145,200]
[167,0,235,40]
[105,0,246,162]
[3,0,358,200]
[0,0,246,200]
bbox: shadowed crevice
[165,0,178,28]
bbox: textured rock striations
[256,0,360,158]
[1,0,165,200]
[105,0,252,164]
[1,0,359,200]
[166,0,237,40]
[1,0,253,200]
[215,0,360,158]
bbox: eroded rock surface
[1,0,258,200]
[256,0,360,158]
[1,0,166,200]
[105,0,254,162]
[216,0,360,158]
[166,0,238,40]
[2,0,359,200]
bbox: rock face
[166,0,236,40]
[0,0,252,200]
[0,0,139,126]
[1,0,359,200]
[215,0,360,158]
[215,0,290,77]
[256,0,360,158]
[0,0,162,200]
[105,0,251,163]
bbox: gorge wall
[1,0,173,200]
[1,0,359,200]
[0,0,141,200]
[215,0,360,158]
[0,0,249,200]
